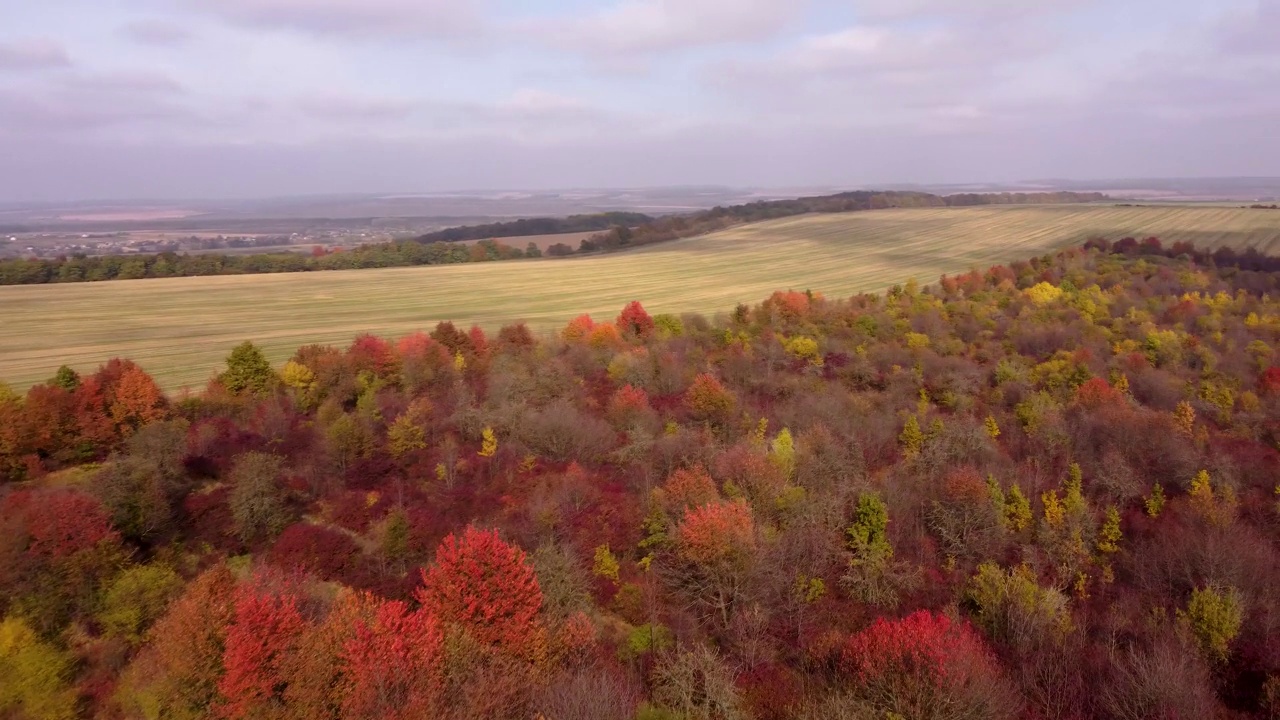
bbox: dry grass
[5,203,1280,391]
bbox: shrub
[842,610,1019,720]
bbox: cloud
[1213,0,1280,57]
[853,0,1081,21]
[535,0,799,56]
[0,89,191,134]
[193,0,484,39]
[297,94,417,121]
[118,20,195,47]
[0,38,72,71]
[61,71,186,95]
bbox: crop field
[4,203,1280,391]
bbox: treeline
[414,211,653,243]
[578,190,1110,254]
[3,240,1280,719]
[1086,235,1280,272]
[0,190,1107,286]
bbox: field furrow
[4,203,1280,390]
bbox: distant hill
[412,211,653,244]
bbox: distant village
[0,228,404,260]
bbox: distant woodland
[0,191,1107,285]
[1,239,1279,719]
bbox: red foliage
[608,384,651,424]
[661,464,719,514]
[1259,366,1280,397]
[496,322,536,353]
[684,373,735,420]
[676,499,755,565]
[342,599,444,719]
[842,610,996,692]
[763,291,811,323]
[396,332,437,360]
[217,578,308,719]
[738,663,802,720]
[941,467,989,505]
[588,322,623,349]
[415,526,543,653]
[143,564,238,714]
[554,611,598,667]
[467,325,490,360]
[1075,377,1122,408]
[3,489,118,560]
[106,361,168,438]
[430,321,471,355]
[616,301,655,339]
[21,383,77,459]
[268,523,365,582]
[562,314,596,342]
[347,334,399,378]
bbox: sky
[0,0,1276,201]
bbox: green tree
[99,565,184,645]
[1182,585,1243,663]
[1004,485,1032,533]
[228,452,291,544]
[0,616,78,720]
[899,415,924,458]
[220,341,276,396]
[50,365,80,392]
[770,427,796,480]
[387,414,427,459]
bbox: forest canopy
[2,238,1279,719]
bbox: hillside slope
[3,203,1280,390]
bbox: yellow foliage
[387,414,427,458]
[0,616,77,720]
[1174,401,1196,436]
[1189,469,1215,519]
[984,415,1000,440]
[1026,282,1064,305]
[1181,585,1243,662]
[1096,506,1122,554]
[904,332,931,350]
[899,415,924,458]
[1145,482,1166,518]
[770,428,796,480]
[478,426,498,458]
[1005,485,1032,533]
[592,545,621,584]
[1042,490,1065,529]
[280,360,316,391]
[784,336,822,364]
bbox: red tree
[1075,377,1123,408]
[348,334,399,379]
[676,499,755,565]
[1260,366,1280,396]
[342,600,444,720]
[217,577,308,719]
[661,464,720,514]
[608,384,651,425]
[617,301,655,339]
[684,373,735,421]
[562,314,595,342]
[415,526,543,654]
[842,611,1015,718]
[107,362,168,438]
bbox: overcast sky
[0,0,1276,201]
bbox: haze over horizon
[1,0,1276,202]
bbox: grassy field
[4,203,1280,391]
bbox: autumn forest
[4,238,1280,719]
